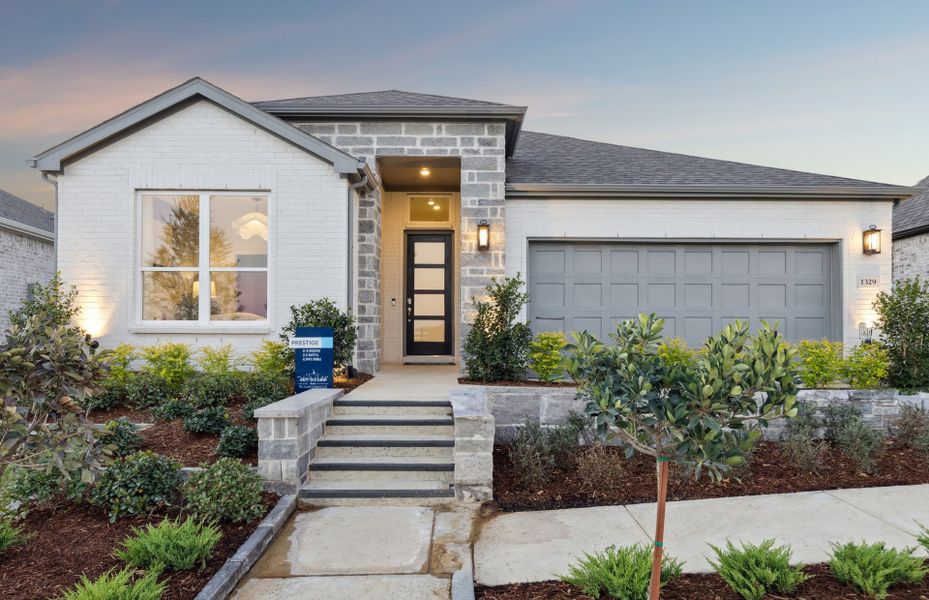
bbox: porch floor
[347,363,460,401]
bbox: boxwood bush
[216,425,258,458]
[90,451,181,521]
[182,407,229,435]
[184,458,264,523]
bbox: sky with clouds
[3,0,928,210]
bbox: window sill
[129,324,272,335]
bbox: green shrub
[90,451,181,521]
[575,444,626,491]
[797,339,844,388]
[242,396,276,420]
[198,344,240,375]
[106,343,137,384]
[894,404,929,447]
[59,568,165,600]
[829,541,926,599]
[117,516,221,572]
[83,379,128,412]
[152,398,194,422]
[708,539,809,600]
[0,520,28,554]
[239,371,291,403]
[780,401,825,473]
[182,373,240,408]
[843,343,889,389]
[140,342,195,391]
[216,426,258,458]
[249,340,290,377]
[463,275,533,382]
[281,298,357,369]
[875,277,929,390]
[7,464,87,505]
[184,458,264,523]
[183,407,229,435]
[7,272,79,333]
[528,331,567,382]
[656,337,699,373]
[125,371,174,408]
[822,402,862,441]
[508,418,582,488]
[103,418,143,458]
[917,523,929,554]
[835,419,885,474]
[560,543,682,600]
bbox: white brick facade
[505,198,893,345]
[0,228,55,331]
[55,100,349,354]
[892,233,929,283]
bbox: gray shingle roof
[893,175,929,238]
[253,89,515,110]
[506,131,903,189]
[0,189,53,232]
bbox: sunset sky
[3,0,928,210]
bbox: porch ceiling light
[232,211,269,241]
[419,167,431,176]
[862,225,881,255]
[477,220,490,251]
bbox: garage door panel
[528,242,834,345]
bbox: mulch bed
[459,378,576,388]
[476,563,929,599]
[492,440,929,512]
[88,372,374,467]
[0,492,279,600]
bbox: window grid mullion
[199,192,210,323]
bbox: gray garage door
[527,242,835,346]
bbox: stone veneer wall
[892,233,929,283]
[293,122,507,367]
[0,228,54,332]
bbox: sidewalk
[475,484,929,586]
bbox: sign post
[289,326,335,391]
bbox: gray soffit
[253,90,527,158]
[893,175,929,239]
[31,77,365,177]
[506,131,915,200]
[0,188,54,240]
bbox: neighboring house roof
[30,77,371,184]
[0,188,54,241]
[505,131,915,199]
[253,90,527,158]
[893,175,929,239]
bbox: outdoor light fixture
[419,167,431,176]
[477,220,490,251]
[862,225,881,255]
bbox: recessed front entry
[405,232,453,356]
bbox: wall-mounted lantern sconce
[477,220,490,251]
[858,322,874,344]
[863,225,881,255]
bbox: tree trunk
[648,458,670,600]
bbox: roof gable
[0,189,54,239]
[32,77,364,176]
[893,175,929,239]
[506,131,914,198]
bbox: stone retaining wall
[450,388,495,502]
[254,388,344,494]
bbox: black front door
[405,232,453,356]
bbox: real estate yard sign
[289,326,334,391]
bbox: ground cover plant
[117,516,221,572]
[708,539,809,600]
[565,314,800,599]
[828,541,926,599]
[560,544,683,600]
[58,568,166,600]
[464,275,533,382]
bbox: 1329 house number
[857,276,879,287]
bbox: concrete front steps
[298,398,456,507]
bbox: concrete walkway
[344,363,460,400]
[475,484,929,586]
[231,505,476,599]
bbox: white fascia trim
[0,216,54,242]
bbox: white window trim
[405,193,454,229]
[133,190,272,331]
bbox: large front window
[139,192,268,323]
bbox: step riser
[325,425,454,435]
[333,405,452,416]
[308,469,453,482]
[298,496,455,508]
[316,446,454,459]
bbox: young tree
[565,314,799,600]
